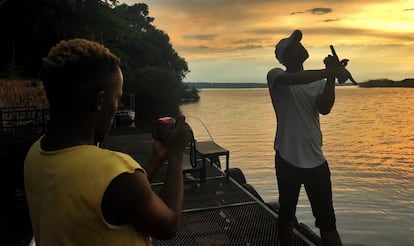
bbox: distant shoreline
[185,78,414,89]
[358,78,414,88]
[185,82,267,89]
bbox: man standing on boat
[24,38,192,245]
[267,30,349,246]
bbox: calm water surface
[180,87,414,246]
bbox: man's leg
[304,162,342,246]
[320,229,342,246]
[275,153,301,246]
[277,220,295,246]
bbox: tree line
[0,0,199,125]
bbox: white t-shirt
[267,68,327,168]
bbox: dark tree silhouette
[0,0,196,125]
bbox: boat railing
[0,107,49,137]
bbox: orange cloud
[122,0,414,82]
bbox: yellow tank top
[24,138,152,246]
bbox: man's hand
[324,55,352,83]
[146,115,192,178]
[325,45,358,84]
[151,140,169,164]
[163,115,192,155]
[324,55,340,69]
[334,66,353,84]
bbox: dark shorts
[275,151,337,230]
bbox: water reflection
[181,87,414,245]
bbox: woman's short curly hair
[41,38,121,112]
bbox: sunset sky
[123,0,414,83]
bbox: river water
[180,87,414,246]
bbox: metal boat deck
[103,132,321,246]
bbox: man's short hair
[275,30,302,64]
[41,38,121,112]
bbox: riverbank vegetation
[358,78,414,87]
[0,0,199,126]
[0,79,48,108]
